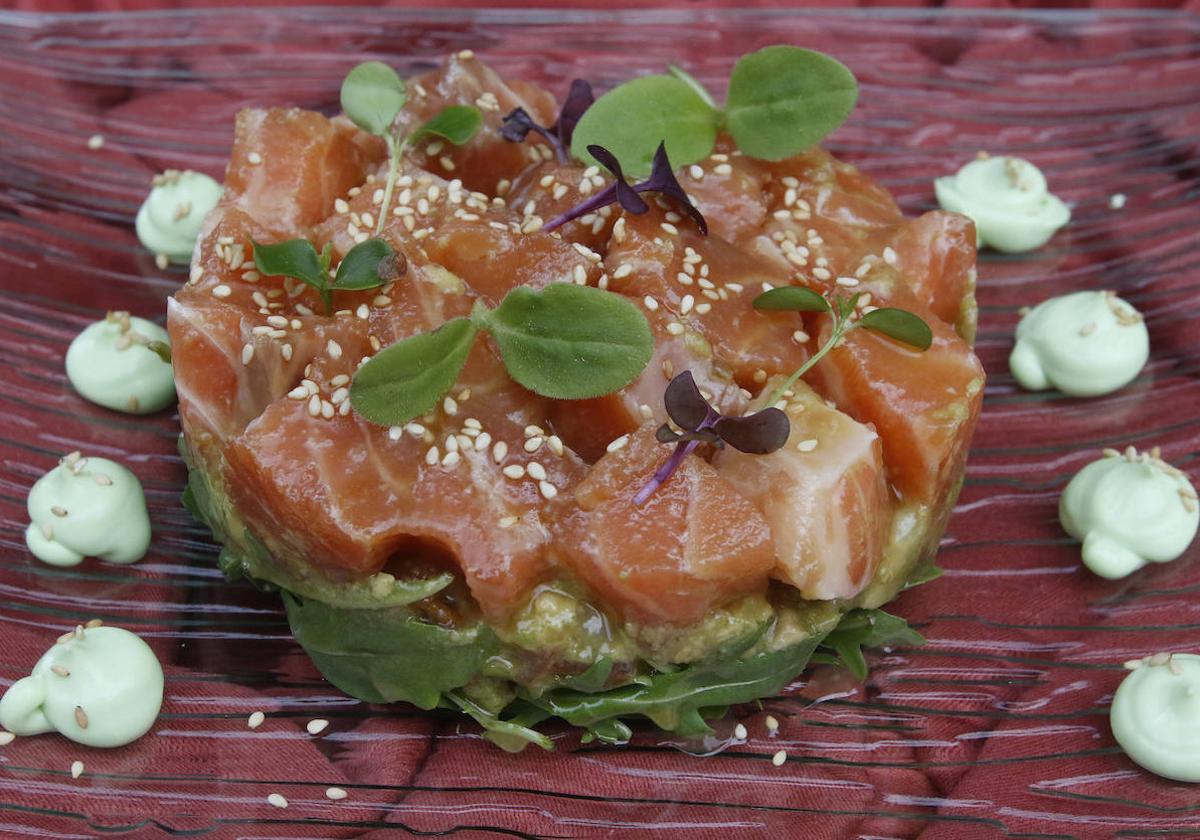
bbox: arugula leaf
[340,61,407,137]
[752,285,831,313]
[411,105,484,146]
[725,46,858,161]
[445,691,554,752]
[482,284,654,400]
[570,74,720,178]
[331,238,394,291]
[861,307,934,350]
[818,609,925,681]
[350,317,477,426]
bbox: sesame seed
[882,247,898,266]
[713,163,733,176]
[612,263,634,280]
[613,217,627,243]
[0,732,14,746]
[502,464,526,480]
[474,432,492,452]
[1149,651,1171,667]
[267,793,288,809]
[86,134,104,150]
[524,436,544,453]
[74,706,88,729]
[539,480,558,500]
[320,400,334,419]
[765,715,779,734]
[660,222,680,236]
[241,344,255,365]
[1109,193,1126,210]
[212,284,232,299]
[306,719,329,735]
[643,296,660,312]
[547,435,564,456]
[812,267,832,281]
[246,711,266,729]
[835,276,859,287]
[772,750,787,767]
[307,394,322,417]
[457,49,475,60]
[71,760,84,778]
[441,450,460,468]
[680,294,695,315]
[93,473,113,486]
[689,164,704,179]
[734,723,747,740]
[527,461,547,481]
[792,330,809,344]
[573,264,588,285]
[666,322,685,336]
[443,396,458,416]
[326,787,348,801]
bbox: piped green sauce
[65,311,175,414]
[1010,290,1148,398]
[0,625,163,748]
[25,453,151,567]
[1111,653,1200,783]
[935,155,1070,253]
[135,169,222,264]
[1060,447,1198,580]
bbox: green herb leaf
[481,283,653,400]
[144,340,172,364]
[752,286,831,313]
[411,105,484,146]
[332,238,394,291]
[667,64,717,110]
[725,46,858,161]
[340,61,407,137]
[350,317,478,426]
[251,239,327,292]
[860,307,933,350]
[570,74,719,178]
[818,608,924,681]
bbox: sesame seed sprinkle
[527,461,547,481]
[86,134,104,150]
[326,787,349,801]
[71,760,84,779]
[267,793,288,809]
[771,750,787,767]
[796,439,818,452]
[74,706,88,729]
[539,480,558,500]
[248,711,265,729]
[212,284,232,299]
[306,719,329,735]
[734,723,747,740]
[0,732,14,746]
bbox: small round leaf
[726,46,858,161]
[483,284,653,400]
[860,308,933,350]
[350,318,477,426]
[752,286,830,313]
[341,61,407,137]
[252,239,326,292]
[411,105,484,146]
[714,407,791,454]
[332,238,394,291]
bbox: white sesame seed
[573,264,588,285]
[680,294,695,315]
[326,787,348,801]
[71,760,84,779]
[538,480,558,500]
[606,435,630,454]
[326,340,342,360]
[474,432,493,452]
[1109,193,1126,210]
[524,436,544,453]
[882,246,898,266]
[643,296,659,312]
[835,276,859,287]
[0,732,14,746]
[796,438,818,452]
[713,163,733,176]
[793,330,809,344]
[527,461,547,481]
[734,723,747,740]
[689,164,704,179]
[425,446,440,466]
[321,400,334,419]
[281,343,293,361]
[241,343,255,365]
[612,263,634,280]
[492,441,508,463]
[772,750,787,767]
[86,134,104,150]
[267,793,288,809]
[443,396,458,416]
[307,395,322,417]
[765,715,779,733]
[442,450,460,468]
[212,284,232,299]
[547,435,564,456]
[502,464,526,480]
[306,719,329,735]
[498,515,519,529]
[660,222,679,236]
[666,322,685,336]
[812,267,832,281]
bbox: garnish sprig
[543,142,706,235]
[500,78,594,163]
[633,371,789,505]
[340,62,483,235]
[350,283,653,427]
[753,286,933,407]
[252,237,400,316]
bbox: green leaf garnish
[754,287,931,406]
[144,340,172,364]
[859,307,933,350]
[332,238,395,291]
[251,238,326,291]
[570,74,720,178]
[667,64,717,110]
[725,46,858,161]
[351,283,653,427]
[340,61,407,137]
[411,104,484,147]
[817,608,924,681]
[350,317,478,427]
[482,284,654,400]
[751,285,831,313]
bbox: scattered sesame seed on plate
[772,750,787,767]
[606,435,630,453]
[248,711,265,729]
[325,787,348,801]
[267,793,288,809]
[734,723,747,740]
[0,732,14,746]
[306,719,329,736]
[71,760,84,779]
[765,715,779,734]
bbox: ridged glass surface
[0,8,1197,838]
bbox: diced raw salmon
[716,382,890,600]
[225,108,385,237]
[552,425,775,625]
[506,159,616,251]
[883,210,978,342]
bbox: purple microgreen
[713,408,790,455]
[543,142,707,235]
[757,289,932,407]
[500,78,595,164]
[634,370,790,505]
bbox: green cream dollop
[65,311,175,414]
[1060,447,1198,580]
[0,625,163,749]
[1111,653,1200,783]
[25,453,151,568]
[135,169,222,264]
[1010,291,1149,397]
[935,155,1070,253]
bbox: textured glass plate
[1,7,1198,838]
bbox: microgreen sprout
[252,237,397,316]
[543,142,706,235]
[753,286,933,407]
[351,283,653,427]
[633,371,789,505]
[500,78,594,164]
[340,62,483,235]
